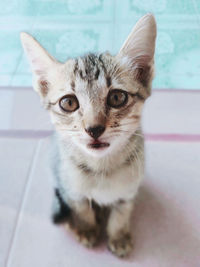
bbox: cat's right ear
[117,14,157,96]
[20,32,57,97]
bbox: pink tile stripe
[0,129,200,142]
[145,133,200,142]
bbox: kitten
[21,14,156,257]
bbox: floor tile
[11,89,52,131]
[143,90,200,134]
[0,90,15,129]
[0,138,38,267]
[132,141,200,266]
[6,139,200,267]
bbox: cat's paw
[75,227,100,248]
[108,232,133,257]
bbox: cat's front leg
[52,189,100,247]
[107,199,134,257]
[67,198,101,248]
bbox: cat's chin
[71,135,131,158]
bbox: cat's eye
[107,89,128,108]
[59,95,79,112]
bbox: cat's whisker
[109,129,144,141]
[124,141,143,178]
[111,129,131,134]
[110,122,136,129]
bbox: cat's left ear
[20,32,59,97]
[20,32,56,75]
[117,14,157,95]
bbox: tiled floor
[0,88,200,267]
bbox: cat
[21,14,157,257]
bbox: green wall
[0,0,200,89]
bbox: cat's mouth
[88,140,110,149]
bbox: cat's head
[21,14,156,157]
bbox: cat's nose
[85,125,105,140]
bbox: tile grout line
[111,0,116,51]
[10,51,24,87]
[192,0,200,27]
[5,139,43,267]
[1,131,200,142]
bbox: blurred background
[1,0,200,89]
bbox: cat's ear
[20,32,56,76]
[20,32,58,97]
[117,14,157,93]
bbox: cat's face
[21,14,156,157]
[45,54,145,157]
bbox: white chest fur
[59,160,143,205]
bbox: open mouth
[88,140,110,149]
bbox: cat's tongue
[88,140,110,149]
